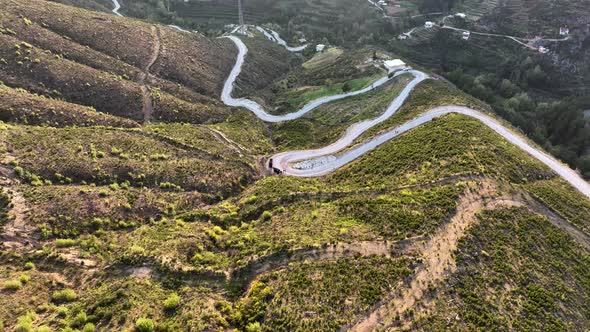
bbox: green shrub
[2,279,22,290]
[15,311,35,332]
[110,147,122,155]
[244,195,258,204]
[55,238,76,248]
[149,153,169,160]
[261,211,272,221]
[158,182,182,191]
[82,323,96,332]
[14,165,24,177]
[24,262,35,270]
[163,293,181,311]
[36,326,52,332]
[135,317,155,332]
[52,288,77,303]
[70,311,87,328]
[129,245,146,256]
[245,322,262,332]
[56,306,69,318]
[342,81,352,93]
[19,273,30,284]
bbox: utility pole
[237,0,245,34]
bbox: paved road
[168,25,190,33]
[402,16,569,49]
[366,0,385,12]
[221,35,401,122]
[111,0,122,16]
[105,6,589,199]
[255,26,307,52]
[403,27,418,37]
[273,105,590,199]
[221,35,590,198]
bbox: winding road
[402,14,569,50]
[221,35,399,122]
[106,2,589,199]
[255,26,308,52]
[221,34,590,199]
[111,0,122,16]
[167,25,190,33]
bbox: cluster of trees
[386,21,590,177]
[418,0,460,13]
[447,64,590,176]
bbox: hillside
[67,0,390,46]
[378,0,590,179]
[1,0,590,331]
[0,0,236,124]
[60,0,590,175]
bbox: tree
[342,81,352,93]
[498,79,518,98]
[527,65,547,87]
[577,154,590,176]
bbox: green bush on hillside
[135,317,155,332]
[163,293,181,311]
[52,288,77,303]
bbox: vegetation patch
[5,126,254,196]
[413,207,590,330]
[222,256,413,331]
[271,74,411,149]
[524,178,590,235]
[330,114,555,189]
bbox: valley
[0,0,589,331]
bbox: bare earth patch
[1,158,36,251]
[346,178,590,331]
[139,25,162,124]
[348,180,522,331]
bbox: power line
[237,0,245,33]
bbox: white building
[384,59,406,73]
[378,0,386,5]
[559,26,569,35]
[455,13,466,19]
[462,31,471,40]
[538,46,549,54]
[398,34,408,40]
[425,21,434,28]
[315,44,326,52]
